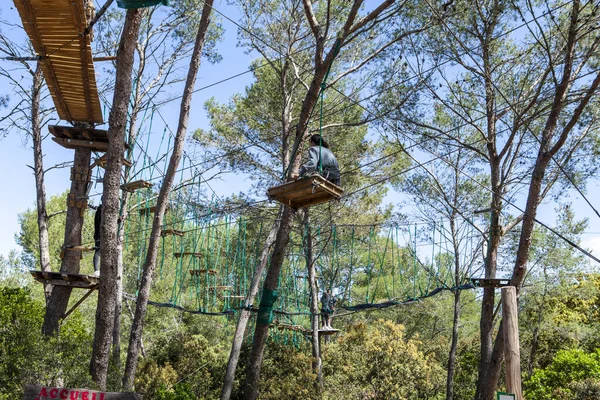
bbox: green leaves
[525,348,600,400]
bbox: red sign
[23,386,142,400]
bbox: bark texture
[31,63,52,297]
[476,1,600,396]
[304,211,323,391]
[122,1,215,389]
[90,9,143,389]
[242,206,295,400]
[221,217,280,400]
[42,146,91,335]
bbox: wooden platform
[64,245,95,252]
[189,269,217,276]
[470,278,512,288]
[50,125,108,152]
[30,270,99,289]
[208,285,233,292]
[161,229,185,237]
[121,180,154,193]
[267,175,343,209]
[317,328,340,336]
[174,252,202,258]
[95,154,133,168]
[14,0,103,124]
[139,205,169,216]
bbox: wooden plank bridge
[14,0,103,124]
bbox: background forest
[1,0,600,399]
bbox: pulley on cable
[267,40,344,210]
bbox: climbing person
[292,134,341,186]
[92,200,102,277]
[328,293,337,329]
[321,289,333,330]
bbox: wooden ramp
[14,0,103,124]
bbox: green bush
[525,348,600,400]
[323,320,445,399]
[135,331,227,399]
[0,287,93,399]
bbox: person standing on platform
[92,200,102,277]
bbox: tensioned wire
[196,0,599,248]
[88,0,575,213]
[86,0,572,189]
[118,0,571,187]
[102,1,596,272]
[421,0,600,222]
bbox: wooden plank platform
[121,180,154,193]
[95,154,133,168]
[30,270,99,289]
[174,252,202,258]
[208,285,233,292]
[14,0,103,124]
[161,229,185,237]
[470,278,512,288]
[65,245,95,252]
[189,269,217,276]
[267,175,343,209]
[139,205,169,216]
[50,125,108,152]
[317,329,340,336]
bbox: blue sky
[0,0,599,268]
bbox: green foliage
[0,287,93,399]
[259,342,319,400]
[525,348,600,400]
[323,320,445,399]
[135,331,227,399]
[17,191,97,274]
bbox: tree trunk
[110,241,124,377]
[304,210,323,391]
[91,9,143,390]
[42,145,91,335]
[122,2,214,389]
[446,290,461,400]
[527,267,547,377]
[477,3,600,394]
[475,41,503,396]
[221,217,280,400]
[111,101,140,380]
[241,44,334,400]
[31,63,51,297]
[242,206,295,400]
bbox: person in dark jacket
[321,289,334,330]
[293,134,341,186]
[93,202,102,277]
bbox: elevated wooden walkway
[14,0,103,124]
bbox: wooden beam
[62,287,96,321]
[502,286,522,400]
[52,137,108,151]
